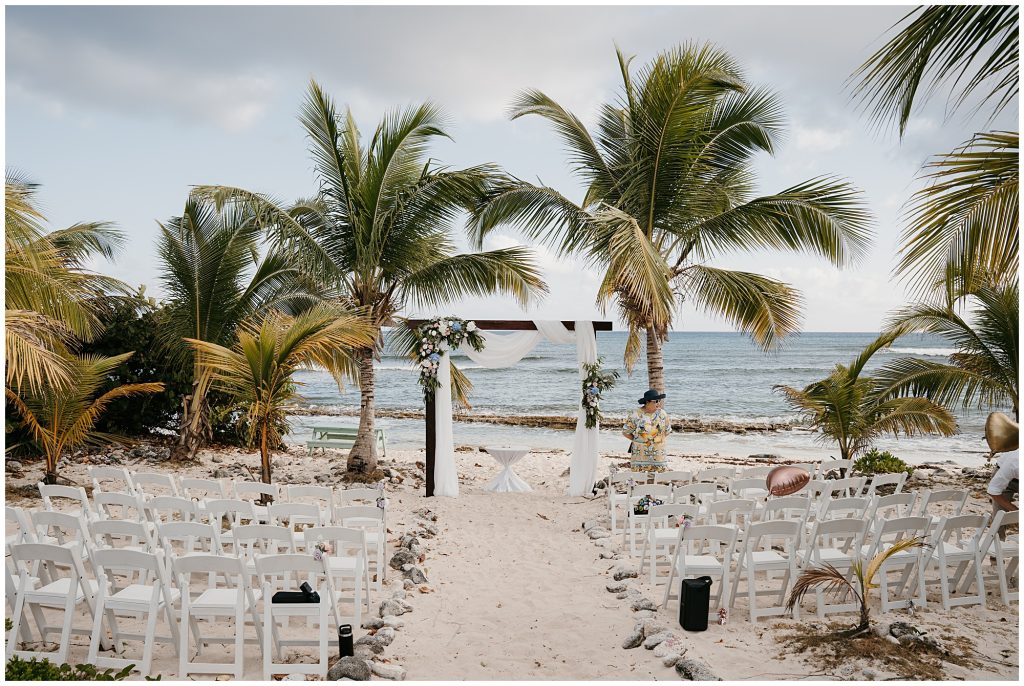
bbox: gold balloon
[985,412,1019,454]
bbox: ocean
[287,331,1002,467]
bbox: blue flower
[429,353,440,362]
[589,386,600,395]
[451,322,462,332]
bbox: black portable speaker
[679,576,712,631]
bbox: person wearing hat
[622,389,671,473]
[985,412,1018,539]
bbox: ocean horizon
[287,330,1001,467]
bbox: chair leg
[56,592,76,665]
[86,587,106,665]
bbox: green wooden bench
[306,424,387,457]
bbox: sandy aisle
[387,468,667,680]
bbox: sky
[5,4,1018,332]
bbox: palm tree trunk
[260,419,273,486]
[178,378,211,459]
[645,325,666,393]
[44,450,59,485]
[347,347,378,475]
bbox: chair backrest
[867,492,918,522]
[88,466,134,495]
[304,525,367,557]
[173,552,247,592]
[205,499,258,527]
[869,515,930,553]
[864,472,907,496]
[335,505,385,532]
[932,514,989,549]
[180,477,227,501]
[87,519,155,554]
[254,553,329,595]
[738,465,773,479]
[981,510,1019,557]
[268,503,324,531]
[92,548,168,588]
[144,495,198,524]
[130,472,180,498]
[234,481,279,503]
[680,524,738,557]
[231,524,295,560]
[695,467,735,483]
[38,483,92,518]
[818,496,870,521]
[10,541,87,583]
[157,521,222,558]
[730,478,767,498]
[706,498,757,527]
[338,487,383,508]
[916,489,968,517]
[762,496,811,523]
[652,470,693,485]
[630,483,672,500]
[287,485,334,507]
[744,519,802,554]
[609,471,649,489]
[6,506,36,545]
[31,510,89,555]
[788,463,819,478]
[820,459,853,477]
[673,482,722,506]
[806,518,866,561]
[645,503,700,530]
[810,477,866,499]
[92,491,145,522]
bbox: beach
[5,442,1018,681]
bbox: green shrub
[4,655,144,681]
[853,449,914,477]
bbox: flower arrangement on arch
[413,317,485,401]
[581,358,619,429]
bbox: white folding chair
[738,465,773,480]
[130,472,181,499]
[607,472,647,535]
[181,477,229,502]
[662,524,738,614]
[788,463,819,478]
[39,483,93,521]
[234,482,280,522]
[156,521,223,584]
[6,505,36,548]
[5,511,40,644]
[174,554,264,679]
[286,485,335,524]
[819,459,853,478]
[673,482,724,510]
[144,495,198,525]
[624,484,673,555]
[88,466,135,495]
[87,549,180,677]
[915,514,989,610]
[92,491,146,523]
[706,498,757,530]
[915,489,969,531]
[865,492,918,525]
[652,470,693,486]
[6,542,104,664]
[730,477,769,501]
[863,472,907,497]
[205,499,258,552]
[859,516,929,613]
[31,510,92,563]
[256,554,332,679]
[695,466,735,485]
[639,503,700,583]
[337,487,387,532]
[797,518,866,618]
[304,526,371,619]
[730,520,802,622]
[335,506,386,591]
[268,503,324,549]
[973,510,1018,606]
[231,524,296,579]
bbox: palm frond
[401,247,548,310]
[864,536,928,590]
[786,562,860,615]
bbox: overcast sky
[6,4,1017,332]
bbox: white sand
[4,444,1019,680]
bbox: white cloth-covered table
[483,445,532,493]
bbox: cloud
[5,23,277,132]
[792,125,851,153]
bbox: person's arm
[991,492,1018,512]
[622,415,635,440]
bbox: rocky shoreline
[289,405,802,435]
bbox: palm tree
[775,331,958,461]
[194,79,547,474]
[5,353,164,484]
[875,281,1019,420]
[5,172,127,392]
[469,44,873,390]
[786,537,928,637]
[853,6,1019,294]
[157,194,325,458]
[187,304,375,486]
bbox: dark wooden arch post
[408,319,613,497]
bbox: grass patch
[775,622,981,680]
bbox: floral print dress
[623,408,671,472]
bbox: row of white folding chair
[970,509,1019,606]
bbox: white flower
[467,321,477,332]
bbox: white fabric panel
[464,330,542,368]
[432,349,459,497]
[483,446,533,492]
[534,320,576,345]
[567,321,600,496]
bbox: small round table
[483,445,532,493]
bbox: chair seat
[107,584,181,608]
[750,550,788,564]
[325,555,363,573]
[192,587,262,611]
[800,548,856,565]
[30,577,99,605]
[652,529,680,543]
[682,554,724,571]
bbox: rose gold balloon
[766,466,810,496]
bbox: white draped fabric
[432,320,601,498]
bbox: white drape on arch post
[431,320,600,498]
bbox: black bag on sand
[679,576,712,631]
